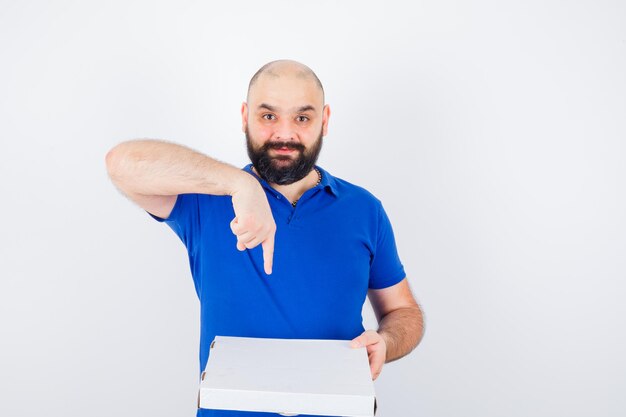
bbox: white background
[1,1,625,416]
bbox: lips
[272,147,297,154]
[274,148,296,154]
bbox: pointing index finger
[261,234,274,275]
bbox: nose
[273,118,296,142]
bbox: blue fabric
[148,164,406,417]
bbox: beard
[245,127,324,185]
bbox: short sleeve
[147,193,201,255]
[368,202,406,289]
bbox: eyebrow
[296,105,316,113]
[257,103,317,113]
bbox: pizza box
[198,336,377,417]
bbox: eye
[296,115,309,122]
[262,114,276,121]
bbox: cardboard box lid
[199,336,376,417]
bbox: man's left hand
[350,330,387,381]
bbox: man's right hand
[105,139,276,273]
[229,176,276,275]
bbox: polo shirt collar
[243,164,339,197]
[315,165,339,197]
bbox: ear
[322,104,331,136]
[241,102,249,133]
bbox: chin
[271,154,298,163]
[270,160,296,170]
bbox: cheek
[250,123,273,139]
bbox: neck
[252,166,320,204]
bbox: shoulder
[326,170,383,209]
[319,168,388,228]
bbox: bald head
[247,60,324,103]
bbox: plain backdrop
[1,1,625,416]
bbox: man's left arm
[351,278,424,380]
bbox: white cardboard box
[198,336,377,417]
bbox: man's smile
[271,147,298,155]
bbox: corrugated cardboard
[198,336,377,417]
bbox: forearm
[378,305,424,363]
[105,139,251,197]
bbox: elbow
[105,145,123,179]
[105,147,116,170]
[414,303,426,345]
[105,141,138,181]
[105,138,154,172]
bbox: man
[106,60,424,416]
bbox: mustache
[262,141,305,152]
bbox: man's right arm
[105,139,276,274]
[105,139,249,216]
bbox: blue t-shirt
[149,164,406,417]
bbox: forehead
[248,73,323,111]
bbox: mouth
[271,147,298,155]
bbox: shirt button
[276,195,280,199]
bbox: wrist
[229,170,260,197]
[377,330,391,360]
